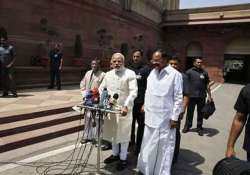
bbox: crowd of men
[78,49,240,175]
[1,35,249,174]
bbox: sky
[180,0,250,9]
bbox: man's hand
[140,105,144,113]
[170,120,178,129]
[225,147,235,158]
[59,66,62,70]
[207,95,213,102]
[6,63,13,68]
[121,106,128,116]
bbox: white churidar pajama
[99,68,138,160]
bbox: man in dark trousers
[129,50,151,156]
[226,84,250,162]
[48,43,63,90]
[182,58,212,136]
[0,36,17,97]
[168,57,189,164]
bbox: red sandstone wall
[162,24,250,83]
[0,0,160,67]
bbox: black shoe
[57,87,61,90]
[12,93,18,97]
[101,144,112,151]
[197,128,204,136]
[116,160,127,171]
[182,126,190,133]
[104,155,120,164]
[80,139,91,144]
[48,86,54,89]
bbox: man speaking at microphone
[99,53,138,171]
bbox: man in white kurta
[137,51,183,175]
[99,53,138,171]
[80,59,105,143]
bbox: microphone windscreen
[113,93,119,100]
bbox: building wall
[162,23,250,82]
[0,0,160,67]
[110,0,179,23]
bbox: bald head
[151,50,168,71]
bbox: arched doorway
[185,42,203,70]
[224,38,250,84]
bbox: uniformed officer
[48,43,63,90]
[129,50,151,156]
[182,58,212,136]
[0,36,17,97]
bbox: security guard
[48,43,63,90]
[0,36,17,97]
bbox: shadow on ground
[103,153,138,175]
[172,149,205,175]
[188,127,219,137]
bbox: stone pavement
[0,83,248,175]
[0,86,82,114]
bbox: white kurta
[137,65,183,175]
[99,68,138,144]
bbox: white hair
[111,52,125,61]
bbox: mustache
[151,62,160,67]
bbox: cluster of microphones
[83,87,119,110]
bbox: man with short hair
[99,53,138,171]
[129,50,151,156]
[80,59,105,144]
[48,43,63,90]
[168,57,190,164]
[137,50,183,175]
[226,84,250,162]
[182,58,212,136]
[0,36,17,97]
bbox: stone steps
[0,104,84,153]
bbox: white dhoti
[137,124,176,175]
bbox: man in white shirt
[80,59,105,144]
[137,50,183,175]
[99,53,138,171]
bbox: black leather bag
[202,100,216,120]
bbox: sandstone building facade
[0,0,249,87]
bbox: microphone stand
[76,104,121,175]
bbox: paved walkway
[0,86,81,114]
[0,83,247,175]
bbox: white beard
[114,66,124,73]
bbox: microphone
[110,93,119,110]
[99,88,109,108]
[83,90,93,106]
